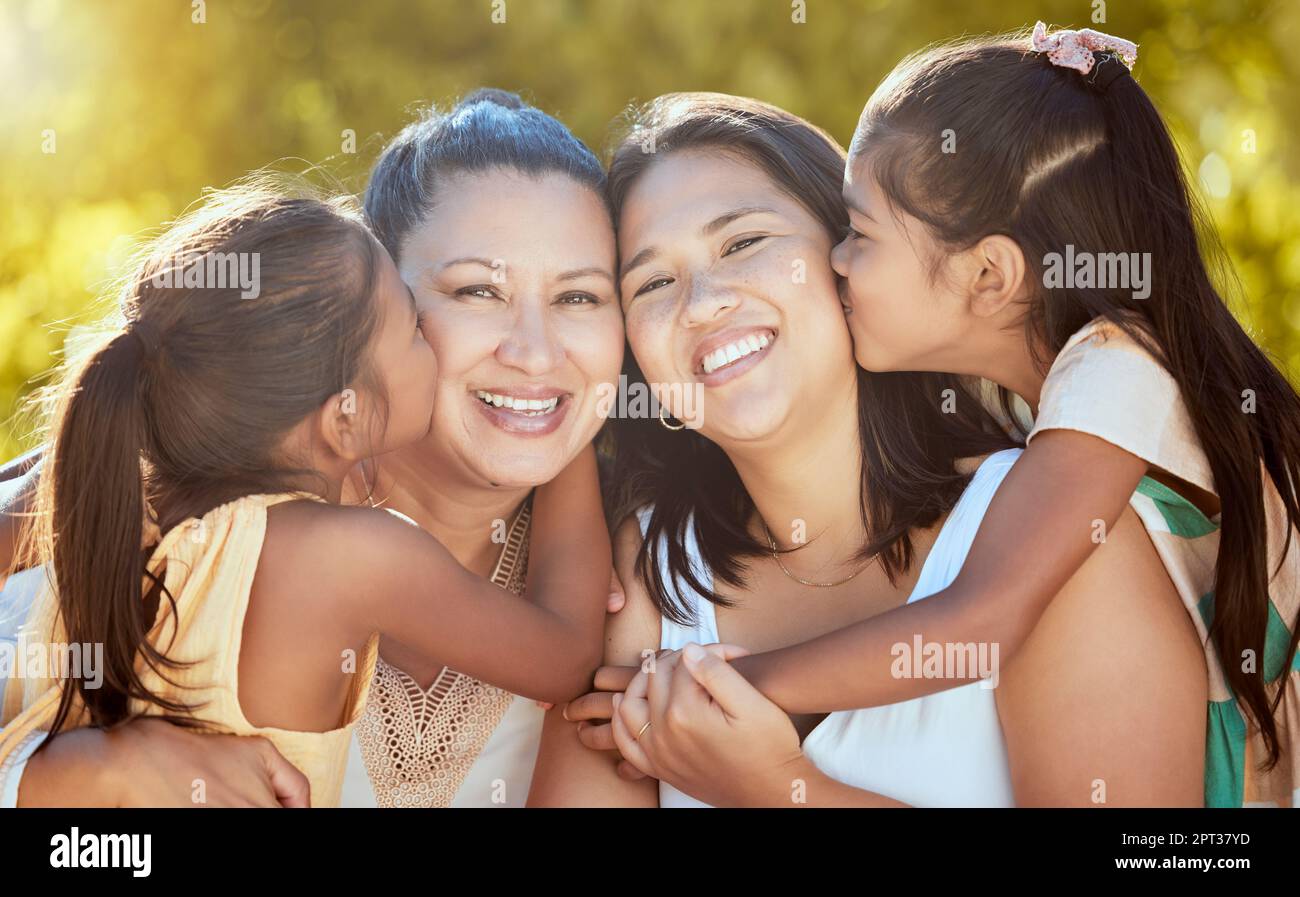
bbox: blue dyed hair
[364,88,608,258]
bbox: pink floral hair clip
[1031,20,1138,76]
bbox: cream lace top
[353,501,532,808]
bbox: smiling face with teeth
[395,169,624,488]
[698,330,773,376]
[473,390,561,415]
[618,149,858,445]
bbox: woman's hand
[611,642,812,807]
[20,719,310,807]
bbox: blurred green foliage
[1,0,1298,458]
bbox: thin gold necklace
[761,521,877,588]
[359,459,394,510]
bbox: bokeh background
[1,0,1297,458]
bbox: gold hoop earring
[658,405,686,431]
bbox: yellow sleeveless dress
[0,492,379,807]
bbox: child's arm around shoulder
[311,445,609,705]
[731,430,1149,713]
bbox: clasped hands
[560,642,814,807]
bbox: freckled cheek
[764,248,839,317]
[769,237,834,284]
[624,303,680,382]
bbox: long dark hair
[30,177,387,741]
[857,31,1300,768]
[605,92,1018,626]
[364,87,609,259]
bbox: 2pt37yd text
[1123,833,1251,848]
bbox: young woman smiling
[528,93,1206,808]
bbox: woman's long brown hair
[604,93,1019,626]
[858,32,1300,768]
[28,178,386,742]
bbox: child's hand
[606,566,626,613]
[550,662,643,779]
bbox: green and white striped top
[1029,316,1299,808]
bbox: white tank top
[646,448,1021,808]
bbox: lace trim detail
[355,501,531,808]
